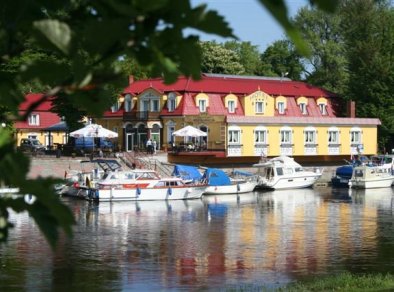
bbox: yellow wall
[15,130,66,148]
[243,91,275,116]
[232,124,378,157]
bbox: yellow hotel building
[97,74,381,164]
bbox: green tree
[341,0,394,149]
[293,6,348,94]
[260,40,304,80]
[223,41,262,75]
[200,41,245,74]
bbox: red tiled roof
[124,74,337,98]
[227,115,381,126]
[19,93,54,111]
[15,93,61,129]
[15,111,61,129]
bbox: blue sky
[190,0,308,52]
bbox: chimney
[129,75,134,85]
[347,100,356,118]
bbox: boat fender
[237,183,241,192]
[136,187,141,197]
[167,188,172,196]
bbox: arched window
[168,92,176,112]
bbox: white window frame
[254,129,268,144]
[350,128,362,144]
[299,103,307,115]
[111,100,121,112]
[151,99,160,112]
[168,93,176,112]
[304,128,316,144]
[228,129,241,144]
[167,123,175,143]
[198,99,207,113]
[124,94,132,112]
[280,127,292,144]
[28,114,40,126]
[227,100,235,113]
[278,102,285,114]
[328,127,340,144]
[255,101,264,114]
[319,103,327,115]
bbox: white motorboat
[349,165,394,189]
[59,159,122,198]
[87,169,207,201]
[202,168,257,195]
[253,156,323,190]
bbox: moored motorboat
[202,168,257,195]
[349,165,394,189]
[87,169,207,201]
[253,156,323,190]
[59,159,122,198]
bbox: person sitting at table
[187,143,195,151]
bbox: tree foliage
[200,41,245,75]
[223,41,263,75]
[293,6,348,94]
[260,40,303,80]
[341,0,394,148]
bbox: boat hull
[349,176,394,189]
[256,173,321,190]
[204,181,257,195]
[87,185,207,201]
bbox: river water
[1,187,394,291]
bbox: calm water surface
[1,187,394,291]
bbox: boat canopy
[231,169,254,177]
[172,164,202,181]
[202,168,231,186]
[336,165,353,178]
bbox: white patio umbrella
[69,123,118,139]
[172,125,207,137]
[69,123,118,153]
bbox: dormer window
[151,99,159,112]
[299,103,307,115]
[124,94,132,112]
[111,100,120,112]
[227,100,235,113]
[168,92,176,112]
[255,101,264,114]
[319,103,327,115]
[28,114,40,126]
[199,99,207,112]
[278,102,285,114]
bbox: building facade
[14,93,66,149]
[96,74,380,164]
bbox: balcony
[123,111,161,121]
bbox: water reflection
[1,188,394,290]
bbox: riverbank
[27,152,338,185]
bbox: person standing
[153,139,157,154]
[146,139,152,154]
